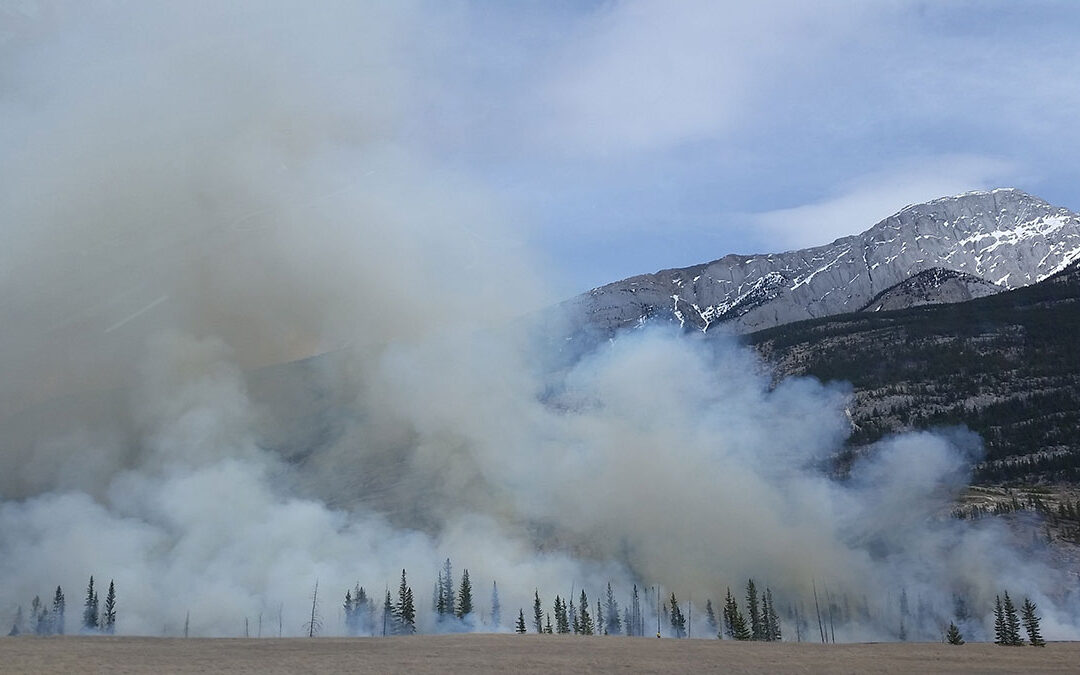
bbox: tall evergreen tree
[1021,598,1045,646]
[604,583,621,636]
[515,609,527,633]
[745,579,762,640]
[440,559,455,619]
[545,612,553,634]
[382,590,393,636]
[344,589,355,634]
[993,595,1006,645]
[8,605,24,636]
[578,590,593,635]
[52,586,65,636]
[569,596,578,634]
[532,590,543,633]
[945,622,965,645]
[83,576,99,632]
[103,581,117,634]
[31,596,47,636]
[435,574,445,615]
[623,607,632,636]
[396,569,416,634]
[724,588,751,640]
[1002,592,1022,646]
[631,585,641,637]
[669,594,686,638]
[764,588,781,641]
[455,569,472,619]
[554,596,570,634]
[705,599,718,637]
[491,582,501,630]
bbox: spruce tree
[545,612,553,634]
[8,605,23,636]
[1002,592,1022,646]
[746,579,762,640]
[1021,598,1045,646]
[578,590,593,635]
[765,588,781,641]
[554,596,570,634]
[705,599,718,637]
[52,586,65,636]
[515,609,527,633]
[946,622,965,645]
[354,585,370,636]
[532,590,543,633]
[669,594,686,638]
[491,582,501,630]
[103,581,116,634]
[344,589,355,635]
[382,590,393,636]
[441,559,455,620]
[724,588,751,641]
[623,607,632,636]
[31,596,46,636]
[631,585,641,637]
[455,569,472,619]
[396,570,416,634]
[993,595,1006,645]
[435,573,446,616]
[83,577,99,632]
[604,583,621,636]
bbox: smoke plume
[1,1,1077,640]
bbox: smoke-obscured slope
[1,2,1077,640]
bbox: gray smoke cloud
[1,1,1077,640]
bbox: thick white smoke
[1,1,1077,640]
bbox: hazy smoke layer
[1,2,1077,640]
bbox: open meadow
[3,635,1079,674]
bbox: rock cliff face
[563,189,1080,336]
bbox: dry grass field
[2,634,1078,674]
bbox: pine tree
[631,585,641,637]
[8,605,24,636]
[441,559,455,620]
[435,574,445,616]
[396,569,416,634]
[1003,592,1022,646]
[578,590,593,635]
[705,599,718,637]
[52,586,65,636]
[491,582,501,630]
[344,589,355,634]
[103,581,116,634]
[554,596,570,634]
[570,596,578,634]
[1021,598,1045,646]
[455,569,472,619]
[382,590,393,636]
[83,576,99,632]
[532,590,543,633]
[946,622,965,645]
[724,588,751,641]
[545,612,553,634]
[604,583,621,636]
[993,595,1006,645]
[623,607,632,636]
[515,609,527,633]
[597,599,604,635]
[746,579,762,640]
[669,594,686,638]
[31,596,47,636]
[765,588,781,641]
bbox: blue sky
[396,0,1080,294]
[5,0,1080,298]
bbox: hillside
[748,261,1080,483]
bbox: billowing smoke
[1,2,1077,640]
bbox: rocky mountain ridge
[563,188,1080,337]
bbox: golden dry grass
[3,634,1078,674]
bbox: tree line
[7,576,116,637]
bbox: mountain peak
[563,189,1080,337]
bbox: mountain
[859,267,1001,312]
[562,189,1080,337]
[747,260,1080,484]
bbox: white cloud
[751,155,1022,250]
